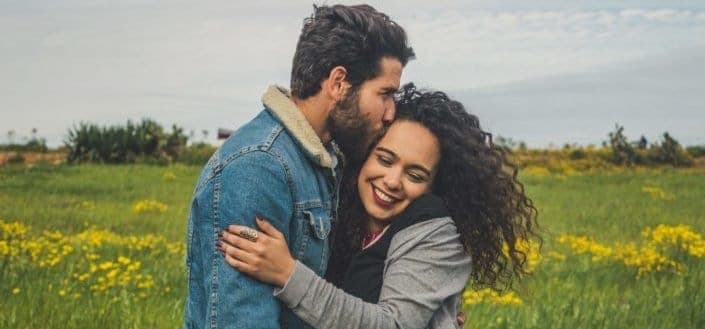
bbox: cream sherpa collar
[261,85,333,168]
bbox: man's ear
[324,66,350,102]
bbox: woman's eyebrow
[375,147,397,157]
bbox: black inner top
[341,193,450,303]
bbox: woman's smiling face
[357,120,441,224]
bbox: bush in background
[606,125,692,167]
[179,143,216,166]
[607,124,643,166]
[646,132,692,167]
[0,139,48,153]
[64,119,189,164]
[686,146,705,158]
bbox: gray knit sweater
[274,217,472,329]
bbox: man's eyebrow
[381,86,397,94]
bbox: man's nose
[382,101,396,125]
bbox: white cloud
[1,1,704,145]
[401,7,705,91]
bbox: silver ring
[239,227,259,242]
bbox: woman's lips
[371,185,397,208]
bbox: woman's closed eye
[407,171,427,183]
[376,154,393,167]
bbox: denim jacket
[184,85,343,329]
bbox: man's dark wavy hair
[290,4,415,99]
[326,83,541,291]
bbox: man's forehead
[375,58,403,87]
[379,57,403,76]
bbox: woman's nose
[383,169,402,191]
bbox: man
[184,4,414,329]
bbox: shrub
[494,136,523,154]
[0,138,48,152]
[569,148,587,160]
[686,146,705,158]
[646,132,692,167]
[179,143,216,166]
[64,119,188,164]
[607,124,641,166]
[605,125,694,167]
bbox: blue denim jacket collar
[262,85,336,169]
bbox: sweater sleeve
[274,218,472,329]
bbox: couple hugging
[184,4,539,329]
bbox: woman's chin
[367,208,396,223]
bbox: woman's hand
[217,217,295,288]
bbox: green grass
[465,170,705,329]
[1,165,704,328]
[0,164,198,328]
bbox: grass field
[1,164,704,328]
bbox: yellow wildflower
[3,218,192,301]
[137,276,155,289]
[106,269,119,280]
[613,242,681,277]
[641,186,675,201]
[132,199,168,214]
[163,172,177,181]
[558,235,613,261]
[559,224,705,278]
[79,201,96,209]
[0,241,9,257]
[1,220,29,237]
[643,224,705,258]
[523,166,550,177]
[463,288,522,306]
[547,251,566,261]
[98,261,116,271]
[503,238,542,273]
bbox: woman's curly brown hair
[326,83,540,291]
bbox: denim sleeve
[192,150,293,329]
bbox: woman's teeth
[374,187,394,203]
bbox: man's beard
[327,89,383,167]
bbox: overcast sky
[2,0,704,146]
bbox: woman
[218,84,539,328]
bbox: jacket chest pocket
[293,206,332,275]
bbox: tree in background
[608,124,640,166]
[607,124,692,167]
[648,132,692,167]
